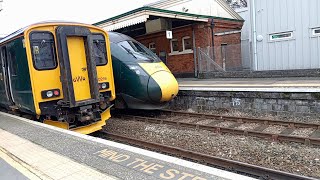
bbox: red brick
[134,19,244,74]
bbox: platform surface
[178,77,320,92]
[0,112,255,180]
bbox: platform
[178,77,320,92]
[0,112,254,180]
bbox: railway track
[117,110,320,146]
[100,131,315,180]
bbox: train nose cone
[148,71,179,102]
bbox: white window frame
[269,31,294,42]
[170,39,178,53]
[182,36,193,52]
[148,42,156,53]
[312,27,320,37]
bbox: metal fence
[197,40,252,74]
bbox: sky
[0,0,159,37]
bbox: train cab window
[30,32,57,70]
[117,40,161,63]
[92,34,107,66]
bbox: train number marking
[98,77,107,81]
[73,76,86,82]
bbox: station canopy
[93,0,243,37]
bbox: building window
[312,27,320,36]
[269,31,293,41]
[148,42,156,53]
[170,39,178,53]
[182,36,192,51]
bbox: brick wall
[136,26,195,74]
[135,19,243,75]
[214,33,242,70]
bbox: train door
[0,46,14,106]
[56,26,100,108]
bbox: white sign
[166,30,172,39]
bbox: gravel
[195,119,216,125]
[263,125,286,134]
[178,117,201,123]
[177,109,320,124]
[165,116,186,121]
[215,121,235,128]
[105,118,320,178]
[291,128,315,137]
[235,123,260,131]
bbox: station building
[236,0,320,72]
[94,0,244,77]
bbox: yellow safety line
[0,147,48,180]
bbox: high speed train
[108,32,179,110]
[0,21,115,134]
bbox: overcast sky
[0,0,158,37]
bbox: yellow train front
[0,22,115,134]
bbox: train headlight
[46,91,53,98]
[128,65,139,70]
[128,65,148,76]
[101,83,107,89]
[41,89,60,99]
[99,82,109,90]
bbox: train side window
[0,47,6,68]
[29,32,57,70]
[7,48,18,75]
[0,48,2,67]
[92,34,107,66]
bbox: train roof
[107,31,135,44]
[0,21,91,44]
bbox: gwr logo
[73,76,86,82]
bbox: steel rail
[121,115,320,146]
[103,132,316,180]
[161,110,320,129]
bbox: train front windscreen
[117,40,161,63]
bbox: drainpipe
[251,0,258,70]
[210,18,215,61]
[192,25,197,78]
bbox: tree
[225,0,248,9]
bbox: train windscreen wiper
[120,45,137,59]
